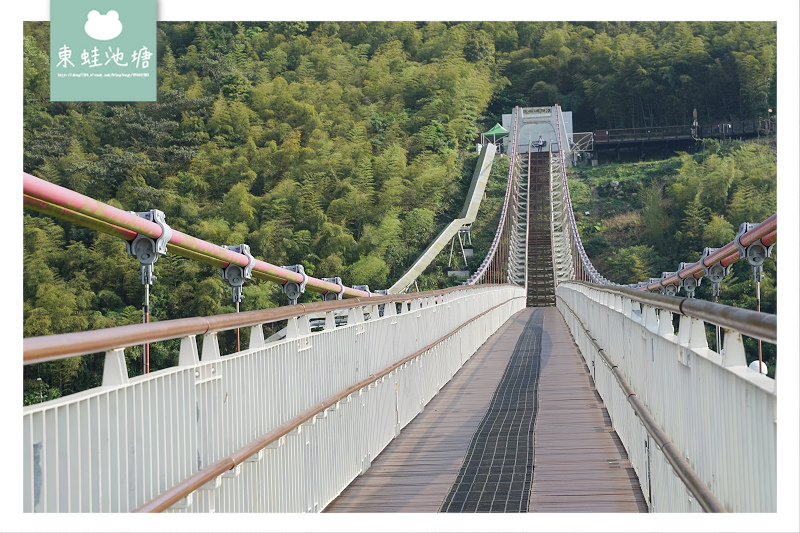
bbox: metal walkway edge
[439,309,544,512]
[324,307,647,513]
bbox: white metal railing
[552,104,606,284]
[23,284,526,512]
[556,281,776,512]
[551,105,575,283]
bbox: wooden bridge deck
[530,308,647,512]
[324,307,647,513]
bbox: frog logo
[84,10,123,41]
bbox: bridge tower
[503,106,573,306]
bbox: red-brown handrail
[645,214,777,291]
[23,285,508,365]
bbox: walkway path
[324,307,647,513]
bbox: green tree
[602,245,662,285]
[345,255,390,289]
[402,208,436,251]
[676,197,710,254]
[640,181,671,251]
[727,182,773,228]
[221,182,257,227]
[702,215,736,247]
[698,155,739,214]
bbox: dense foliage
[487,21,777,129]
[22,21,777,400]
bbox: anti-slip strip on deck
[439,309,543,513]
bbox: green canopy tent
[482,123,510,144]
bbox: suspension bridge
[21,106,781,519]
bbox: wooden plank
[529,307,648,513]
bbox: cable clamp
[659,272,678,296]
[678,262,701,298]
[126,209,171,286]
[701,247,731,299]
[221,244,255,304]
[734,222,773,282]
[280,264,308,305]
[322,277,344,301]
[352,285,371,296]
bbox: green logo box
[50,0,156,101]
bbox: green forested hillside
[22,21,777,400]
[570,139,776,290]
[487,21,777,129]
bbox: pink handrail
[23,172,370,298]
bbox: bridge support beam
[249,325,266,350]
[721,329,747,367]
[201,332,221,361]
[179,335,199,366]
[102,348,129,387]
[678,315,708,351]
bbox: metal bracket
[660,272,678,296]
[648,278,661,292]
[701,247,731,299]
[280,264,308,305]
[734,222,773,282]
[678,262,701,298]
[353,284,371,295]
[220,244,255,304]
[372,289,388,316]
[126,209,171,286]
[322,277,344,301]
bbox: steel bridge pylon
[468,105,583,297]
